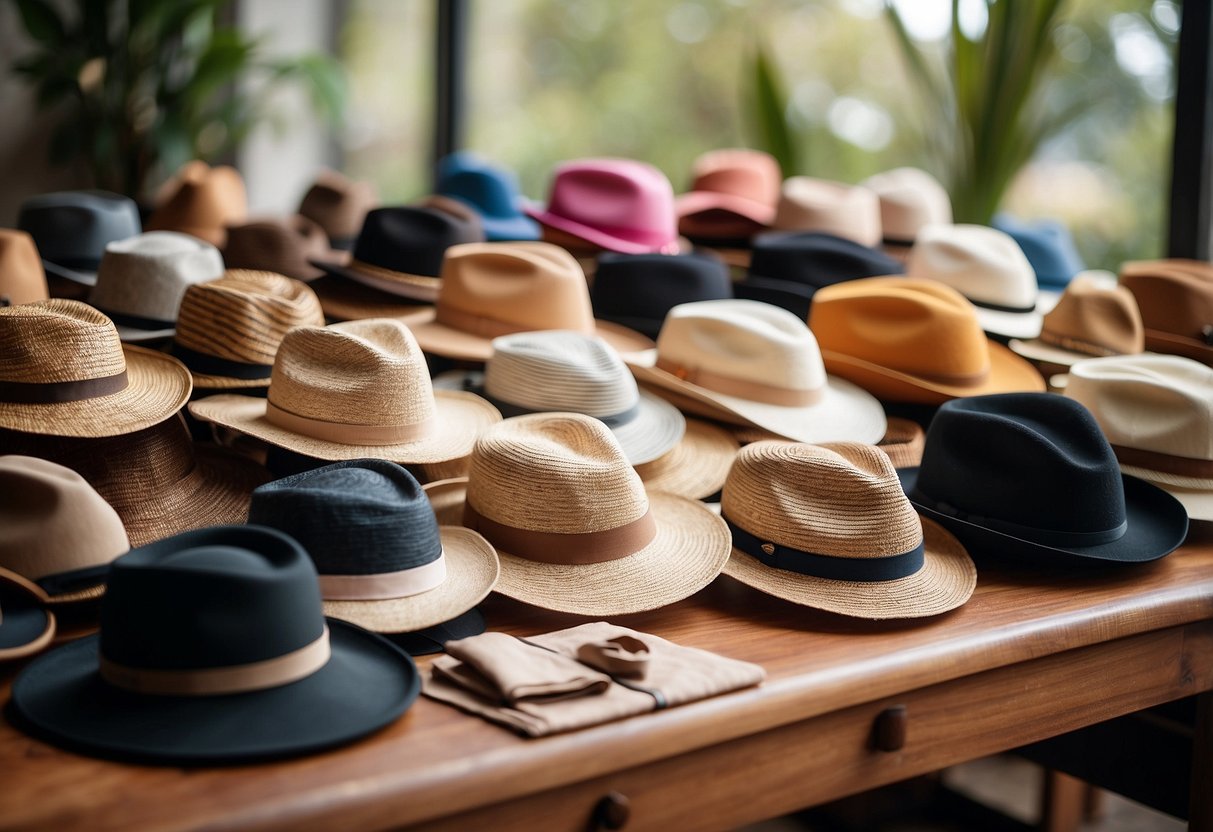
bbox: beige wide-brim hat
[423,479,730,616]
[633,418,739,500]
[190,390,498,465]
[723,516,975,619]
[322,527,500,633]
[308,276,432,323]
[409,312,655,364]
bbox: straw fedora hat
[170,270,325,391]
[407,242,655,362]
[1065,354,1213,522]
[0,299,191,437]
[189,318,501,464]
[772,177,882,248]
[248,459,499,634]
[146,162,248,246]
[223,216,344,281]
[860,167,952,249]
[632,418,739,501]
[0,229,49,307]
[9,524,418,764]
[88,231,226,342]
[721,441,975,619]
[591,252,734,341]
[907,224,1043,341]
[809,277,1045,404]
[17,190,142,286]
[298,169,380,250]
[0,456,130,603]
[0,566,54,662]
[0,413,269,547]
[676,148,781,241]
[422,412,731,615]
[629,299,887,444]
[1008,274,1144,370]
[1120,259,1213,367]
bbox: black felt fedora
[897,393,1188,563]
[310,205,484,303]
[736,231,903,320]
[17,191,142,286]
[591,252,733,340]
[9,525,418,764]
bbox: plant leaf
[13,0,66,45]
[746,41,800,175]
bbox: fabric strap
[0,370,128,404]
[724,515,925,582]
[655,356,822,407]
[909,487,1129,547]
[1038,329,1121,357]
[264,398,434,445]
[170,343,274,380]
[95,307,176,331]
[99,627,331,696]
[463,502,657,564]
[319,553,448,600]
[968,295,1038,315]
[1112,444,1213,479]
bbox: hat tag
[761,542,776,555]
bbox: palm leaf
[746,41,800,175]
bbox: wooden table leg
[1041,770,1087,832]
[1190,692,1213,832]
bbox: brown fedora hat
[1009,273,1144,370]
[308,275,432,323]
[407,242,655,362]
[0,299,192,437]
[189,319,502,464]
[298,170,379,249]
[223,216,345,281]
[170,270,326,390]
[147,162,248,247]
[0,456,130,603]
[0,230,49,307]
[0,413,268,547]
[1120,259,1213,367]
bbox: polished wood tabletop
[3,526,1212,832]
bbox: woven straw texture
[299,171,379,242]
[1010,275,1144,368]
[0,299,192,437]
[721,441,975,618]
[175,270,325,389]
[772,177,881,247]
[0,229,49,306]
[634,418,739,500]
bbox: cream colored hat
[407,242,654,362]
[860,167,952,247]
[1009,274,1144,370]
[88,232,225,342]
[1065,354,1213,522]
[772,177,882,248]
[628,299,886,444]
[188,319,501,464]
[421,412,731,615]
[721,441,976,618]
[907,224,1042,340]
[0,456,130,603]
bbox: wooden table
[4,528,1213,832]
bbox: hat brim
[8,618,418,765]
[897,468,1190,563]
[1006,337,1096,369]
[307,276,433,323]
[628,355,887,445]
[311,259,440,303]
[188,390,500,465]
[0,570,55,661]
[41,260,97,287]
[321,527,499,634]
[189,372,272,391]
[0,345,192,438]
[1141,329,1213,365]
[1118,463,1213,522]
[112,324,177,344]
[722,516,976,619]
[524,207,677,255]
[383,606,487,656]
[634,418,739,500]
[818,340,1046,405]
[675,191,776,226]
[973,306,1044,341]
[421,484,731,616]
[478,215,543,242]
[408,310,656,363]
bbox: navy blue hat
[17,191,142,287]
[436,152,540,242]
[735,231,904,320]
[993,213,1085,290]
[591,251,733,340]
[898,393,1188,563]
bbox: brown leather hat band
[1038,329,1122,357]
[1112,444,1213,478]
[463,502,657,564]
[655,356,822,406]
[0,369,128,404]
[265,398,434,445]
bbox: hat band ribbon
[1112,444,1213,479]
[656,357,822,407]
[94,307,176,331]
[968,296,1038,315]
[1037,329,1123,357]
[319,552,448,600]
[482,391,641,429]
[464,502,657,564]
[37,562,113,597]
[265,399,433,445]
[882,234,917,248]
[0,369,128,404]
[724,515,925,582]
[350,259,439,286]
[170,343,273,380]
[909,488,1129,547]
[435,304,594,341]
[99,626,331,696]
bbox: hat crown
[89,232,225,321]
[0,229,48,306]
[439,167,521,218]
[773,177,882,247]
[248,459,442,577]
[749,231,903,285]
[722,441,922,559]
[1065,354,1213,462]
[485,331,638,417]
[299,172,378,241]
[223,218,329,275]
[98,525,326,670]
[351,206,483,277]
[1121,261,1213,355]
[268,319,437,428]
[545,159,677,242]
[17,190,142,268]
[147,164,247,234]
[1039,275,1143,355]
[0,299,126,384]
[657,299,827,395]
[0,455,129,585]
[591,252,732,331]
[175,270,325,366]
[908,224,1037,308]
[914,393,1128,534]
[467,413,649,535]
[861,167,953,240]
[689,149,781,204]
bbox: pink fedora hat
[525,159,679,254]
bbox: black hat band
[170,343,274,380]
[0,370,128,404]
[910,487,1128,547]
[725,515,925,582]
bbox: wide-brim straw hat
[633,418,739,500]
[0,567,55,661]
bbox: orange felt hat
[808,277,1046,404]
[147,162,248,247]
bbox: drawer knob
[873,704,908,752]
[592,791,631,830]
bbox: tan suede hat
[1009,274,1144,370]
[223,216,345,281]
[772,177,882,248]
[1120,259,1213,367]
[0,230,49,307]
[147,162,248,247]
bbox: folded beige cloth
[424,622,765,737]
